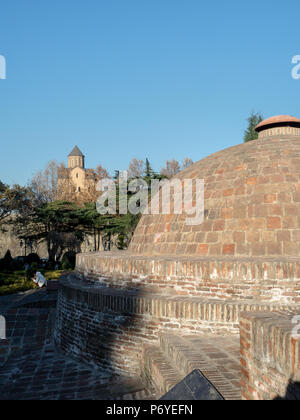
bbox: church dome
[129,132,300,258]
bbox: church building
[58,146,98,198]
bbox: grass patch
[0,270,67,296]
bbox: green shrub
[61,251,76,270]
[62,260,73,270]
[116,233,128,250]
[0,250,13,270]
[26,253,40,265]
[9,259,24,271]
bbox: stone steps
[142,333,241,400]
[143,345,183,396]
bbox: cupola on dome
[255,115,300,139]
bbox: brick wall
[240,311,300,400]
[77,253,300,304]
[258,126,300,138]
[54,275,298,376]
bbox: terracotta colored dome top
[129,136,300,258]
[255,115,300,132]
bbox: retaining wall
[77,253,300,304]
[54,274,298,377]
[240,311,300,400]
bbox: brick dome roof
[130,136,300,257]
[255,115,300,132]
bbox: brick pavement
[0,289,156,400]
[0,288,242,400]
[143,334,241,400]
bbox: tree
[31,160,80,203]
[46,231,81,262]
[95,164,109,179]
[0,182,34,229]
[14,200,83,262]
[31,160,63,203]
[3,250,12,265]
[0,181,12,226]
[145,159,155,178]
[244,111,263,143]
[31,159,111,205]
[0,181,5,193]
[160,159,181,178]
[127,158,145,179]
[114,170,120,181]
[142,158,166,185]
[76,202,112,252]
[182,158,194,170]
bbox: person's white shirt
[33,272,47,288]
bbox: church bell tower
[68,146,85,169]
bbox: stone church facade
[58,146,99,199]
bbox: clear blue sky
[0,0,299,185]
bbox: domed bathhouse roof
[130,133,300,259]
[55,116,300,398]
[74,117,300,303]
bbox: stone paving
[0,287,242,400]
[0,289,156,400]
[0,343,155,400]
[179,334,241,399]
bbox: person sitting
[32,271,47,288]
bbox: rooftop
[68,146,85,157]
[129,134,300,258]
[255,115,300,132]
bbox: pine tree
[244,112,263,143]
[144,159,154,178]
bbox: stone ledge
[77,251,300,263]
[59,274,299,331]
[76,252,300,303]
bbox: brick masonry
[240,311,300,400]
[77,253,300,304]
[57,133,300,399]
[129,136,300,259]
[0,289,156,400]
[142,333,241,400]
[258,126,300,138]
[54,274,299,378]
